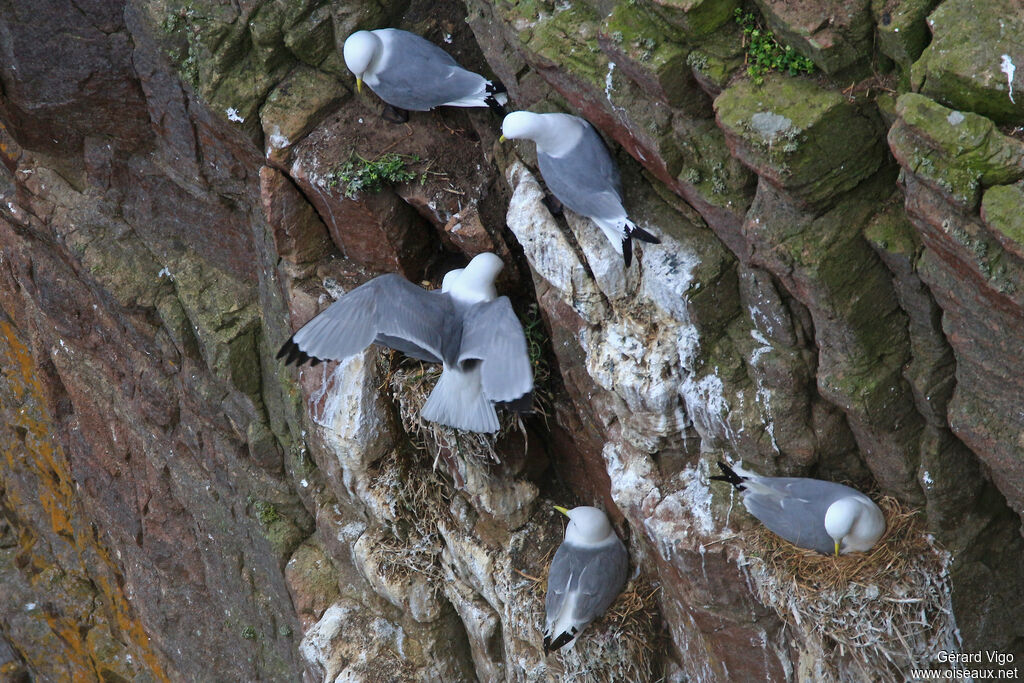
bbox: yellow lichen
[0,320,169,680]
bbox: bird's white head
[824,497,863,555]
[501,111,543,141]
[556,505,615,546]
[443,252,503,304]
[343,31,382,90]
[501,111,582,156]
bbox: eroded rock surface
[2,0,1024,680]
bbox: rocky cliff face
[1,0,1022,680]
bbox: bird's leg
[542,193,563,216]
[381,104,410,124]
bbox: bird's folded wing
[376,30,485,109]
[572,543,628,621]
[744,481,839,553]
[544,544,574,627]
[538,125,626,224]
[291,274,450,363]
[457,297,533,402]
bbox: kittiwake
[711,461,886,555]
[544,505,629,653]
[276,253,533,433]
[500,111,660,266]
[343,29,508,114]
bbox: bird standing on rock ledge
[711,461,886,556]
[343,28,508,121]
[500,110,661,266]
[277,253,532,433]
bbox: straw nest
[384,358,525,465]
[556,578,664,683]
[742,496,957,681]
[364,453,450,584]
[518,554,663,683]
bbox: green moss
[684,21,746,90]
[911,0,1024,125]
[864,204,921,258]
[642,0,739,37]
[673,119,755,208]
[875,0,937,69]
[890,94,1024,207]
[602,1,694,104]
[241,625,257,640]
[506,0,607,87]
[981,184,1024,253]
[251,500,280,525]
[715,74,884,207]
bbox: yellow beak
[553,505,570,517]
[499,134,507,143]
[834,540,840,556]
[356,76,362,94]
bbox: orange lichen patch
[1,320,75,539]
[0,319,169,681]
[0,118,23,166]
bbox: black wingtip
[545,630,576,653]
[484,94,506,116]
[497,393,533,414]
[485,81,508,116]
[622,235,633,267]
[277,337,319,368]
[709,461,746,490]
[628,224,661,244]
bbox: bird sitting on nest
[544,505,629,653]
[711,461,885,556]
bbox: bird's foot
[542,194,563,216]
[381,105,410,124]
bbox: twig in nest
[514,569,543,582]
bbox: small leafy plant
[522,304,550,389]
[735,8,815,84]
[329,152,421,199]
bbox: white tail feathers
[544,591,583,652]
[444,82,506,112]
[421,365,499,433]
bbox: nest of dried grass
[384,358,524,465]
[363,438,452,585]
[557,577,664,683]
[743,496,957,681]
[518,556,662,683]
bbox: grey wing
[743,478,852,554]
[458,297,533,402]
[538,123,627,223]
[375,30,486,110]
[291,274,450,363]
[573,541,629,624]
[545,544,574,628]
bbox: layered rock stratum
[1,0,1023,680]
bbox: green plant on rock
[735,8,815,84]
[249,498,280,526]
[328,153,422,199]
[522,304,550,390]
